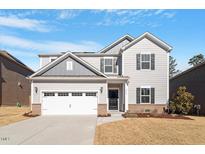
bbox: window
[104,58,113,73]
[72,92,83,96]
[141,88,150,103]
[86,92,97,96]
[58,92,69,96]
[66,61,73,70]
[141,54,151,69]
[50,58,56,62]
[44,92,55,96]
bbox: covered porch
[106,77,129,113]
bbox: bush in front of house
[169,86,194,115]
[16,102,22,107]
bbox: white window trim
[104,57,113,74]
[140,53,151,70]
[140,86,151,104]
[66,61,73,71]
[104,57,114,74]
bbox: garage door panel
[42,92,97,115]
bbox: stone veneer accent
[97,104,107,115]
[128,104,167,114]
[32,104,41,115]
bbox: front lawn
[94,116,205,144]
[0,106,31,126]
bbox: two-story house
[29,32,172,115]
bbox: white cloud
[95,9,176,27]
[0,34,103,52]
[58,10,81,19]
[0,16,51,32]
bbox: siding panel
[41,57,97,76]
[123,38,168,104]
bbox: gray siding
[123,38,169,104]
[170,64,205,115]
[80,56,101,71]
[104,39,130,54]
[80,56,120,76]
[40,56,58,68]
[41,57,97,76]
[32,80,107,105]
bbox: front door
[108,89,118,110]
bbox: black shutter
[136,54,141,70]
[151,54,155,70]
[136,88,141,104]
[100,58,104,73]
[151,88,155,104]
[113,58,117,73]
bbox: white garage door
[42,92,97,115]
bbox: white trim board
[29,52,108,78]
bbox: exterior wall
[128,104,166,113]
[104,39,131,54]
[170,64,205,115]
[80,56,120,76]
[40,56,58,68]
[0,56,33,106]
[40,57,50,68]
[80,56,101,71]
[98,104,107,115]
[32,80,107,105]
[123,38,169,105]
[41,57,97,76]
[32,104,41,115]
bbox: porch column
[125,82,129,112]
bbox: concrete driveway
[0,115,96,145]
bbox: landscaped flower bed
[98,113,111,117]
[122,112,193,120]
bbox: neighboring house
[29,32,172,115]
[0,51,34,106]
[170,61,205,115]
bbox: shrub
[16,102,21,107]
[169,86,194,114]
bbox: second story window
[141,54,151,69]
[66,61,73,71]
[104,58,113,73]
[136,53,155,70]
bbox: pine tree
[169,56,179,78]
[188,54,205,66]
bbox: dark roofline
[39,52,120,57]
[98,34,135,53]
[170,61,205,80]
[0,50,34,73]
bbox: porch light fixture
[100,87,103,93]
[34,87,38,93]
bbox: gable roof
[0,50,34,72]
[29,52,107,78]
[99,34,134,53]
[170,61,205,80]
[121,32,172,52]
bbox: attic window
[66,61,73,70]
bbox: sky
[0,9,205,71]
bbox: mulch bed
[122,112,193,120]
[23,111,39,117]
